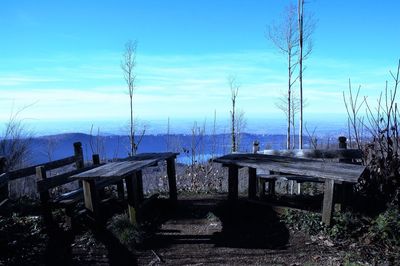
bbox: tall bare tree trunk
[298,0,304,149]
[287,54,292,150]
[229,77,239,153]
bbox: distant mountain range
[22,132,345,166]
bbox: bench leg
[297,182,302,195]
[82,180,100,221]
[268,179,276,195]
[125,175,137,225]
[258,178,266,198]
[125,171,144,224]
[322,179,335,226]
[248,167,257,200]
[117,181,125,200]
[166,158,178,202]
[337,183,353,211]
[228,165,239,201]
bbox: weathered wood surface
[322,179,335,226]
[258,173,322,183]
[214,153,366,183]
[6,155,77,181]
[261,149,362,160]
[167,157,178,202]
[248,167,257,199]
[71,159,158,180]
[37,164,105,192]
[228,165,239,201]
[120,152,179,162]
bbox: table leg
[82,179,99,220]
[322,179,335,226]
[228,165,239,201]
[166,157,178,202]
[268,179,276,195]
[117,181,125,200]
[338,183,353,211]
[248,167,257,200]
[125,175,137,224]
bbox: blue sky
[1,0,399,134]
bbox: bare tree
[228,76,240,153]
[121,40,145,156]
[275,89,306,148]
[268,3,299,149]
[235,110,247,151]
[298,0,315,149]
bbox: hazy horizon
[15,113,348,138]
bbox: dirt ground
[0,194,382,265]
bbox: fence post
[338,136,347,149]
[92,154,100,165]
[36,166,54,227]
[73,142,84,169]
[0,157,8,205]
[337,136,352,212]
[252,140,260,154]
[0,157,5,173]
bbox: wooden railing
[0,142,84,206]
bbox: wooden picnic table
[214,153,366,225]
[72,152,178,224]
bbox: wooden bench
[0,142,114,227]
[0,142,86,207]
[36,153,105,227]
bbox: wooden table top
[72,152,179,181]
[214,153,366,183]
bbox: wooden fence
[0,142,84,206]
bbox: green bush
[281,209,324,235]
[369,206,400,246]
[329,211,368,240]
[107,214,145,248]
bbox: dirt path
[134,195,345,265]
[0,195,351,265]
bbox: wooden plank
[214,154,365,183]
[82,180,99,219]
[8,156,77,180]
[228,165,239,201]
[125,175,137,224]
[117,181,125,200]
[248,167,257,200]
[268,179,276,195]
[134,170,144,203]
[261,149,362,160]
[166,157,178,202]
[322,179,335,226]
[120,152,179,162]
[0,157,6,173]
[74,142,84,169]
[72,159,158,180]
[258,172,322,183]
[258,178,265,198]
[36,166,53,226]
[37,164,104,192]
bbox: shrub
[107,214,146,248]
[368,206,400,246]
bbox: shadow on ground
[213,200,289,249]
[142,196,290,250]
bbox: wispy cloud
[0,50,395,124]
